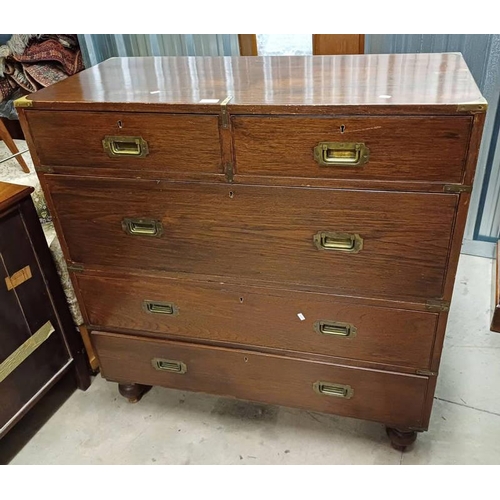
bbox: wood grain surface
[93,330,430,429]
[233,115,471,183]
[77,271,439,370]
[47,175,458,302]
[27,111,221,171]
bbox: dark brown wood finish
[22,54,485,116]
[76,271,438,370]
[0,182,90,438]
[46,176,457,302]
[29,111,221,172]
[232,116,472,183]
[17,54,487,449]
[93,331,429,429]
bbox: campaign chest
[17,54,486,449]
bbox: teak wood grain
[22,54,485,116]
[93,331,429,429]
[27,111,221,172]
[46,175,457,302]
[232,116,472,183]
[77,271,439,370]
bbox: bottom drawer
[93,331,430,429]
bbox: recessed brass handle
[152,358,187,374]
[313,381,353,399]
[143,300,178,316]
[314,320,357,338]
[103,136,149,157]
[314,142,369,167]
[122,218,163,237]
[313,231,363,253]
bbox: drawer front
[49,176,458,301]
[27,111,221,173]
[93,331,429,428]
[78,272,438,369]
[232,116,472,183]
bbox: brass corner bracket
[14,95,33,108]
[220,95,233,128]
[457,99,488,113]
[425,299,450,313]
[443,184,472,194]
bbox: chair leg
[0,118,30,173]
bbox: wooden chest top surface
[23,53,485,115]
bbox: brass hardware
[313,231,363,253]
[457,100,488,113]
[443,184,472,194]
[122,218,163,237]
[142,300,178,316]
[425,299,450,313]
[0,321,54,383]
[314,320,357,338]
[225,161,234,183]
[220,95,232,129]
[37,166,54,173]
[416,369,438,376]
[313,381,353,399]
[314,142,370,167]
[67,262,85,273]
[13,95,33,108]
[151,358,187,374]
[5,265,32,291]
[102,136,149,158]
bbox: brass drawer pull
[313,381,353,399]
[314,142,369,167]
[102,136,149,157]
[122,218,163,237]
[313,231,363,253]
[314,320,357,338]
[143,300,178,315]
[152,358,187,374]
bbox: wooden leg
[386,427,418,451]
[0,118,30,173]
[118,383,151,403]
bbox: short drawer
[49,176,458,302]
[93,331,429,428]
[78,272,438,370]
[232,116,472,183]
[27,111,221,173]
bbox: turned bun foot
[118,383,151,403]
[386,427,417,451]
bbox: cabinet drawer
[78,272,438,370]
[93,331,429,428]
[49,176,457,302]
[27,111,221,173]
[232,116,472,183]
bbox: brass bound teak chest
[17,54,486,449]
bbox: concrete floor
[8,254,500,464]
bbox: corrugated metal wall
[366,35,500,257]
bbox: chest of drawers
[17,53,486,450]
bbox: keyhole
[340,124,346,133]
[244,356,248,363]
[117,120,123,128]
[229,191,234,199]
[239,297,244,303]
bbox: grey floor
[9,254,500,464]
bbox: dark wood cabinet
[0,182,90,439]
[17,53,486,450]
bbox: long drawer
[26,111,222,173]
[232,115,472,182]
[48,175,458,301]
[93,331,429,428]
[78,271,438,370]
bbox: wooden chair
[0,117,30,173]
